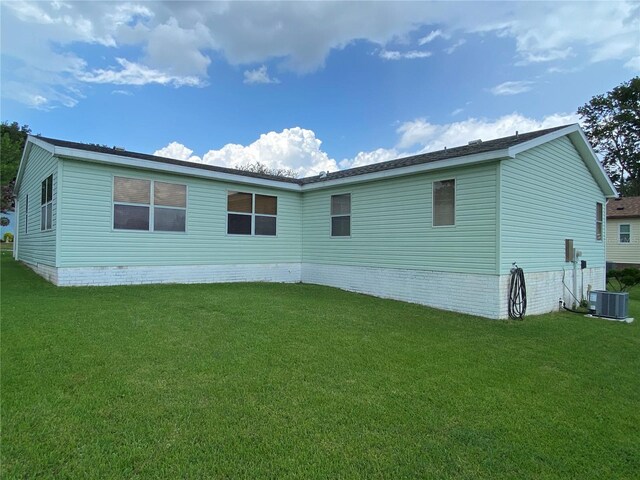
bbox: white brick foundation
[301,263,502,318]
[498,267,606,318]
[32,263,302,287]
[23,261,606,319]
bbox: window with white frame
[227,191,277,236]
[113,176,186,232]
[596,202,603,240]
[433,179,455,226]
[25,194,29,234]
[40,175,53,231]
[619,224,631,243]
[330,194,351,237]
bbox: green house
[13,124,616,318]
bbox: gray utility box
[588,291,629,319]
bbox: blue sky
[1,1,638,176]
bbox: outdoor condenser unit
[588,291,629,320]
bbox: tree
[578,77,640,196]
[1,122,31,211]
[235,161,298,179]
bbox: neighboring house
[606,196,640,269]
[1,210,15,239]
[13,124,616,319]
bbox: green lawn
[2,253,639,479]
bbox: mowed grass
[2,253,639,479]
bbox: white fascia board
[53,146,302,192]
[300,149,511,191]
[14,136,56,194]
[568,130,618,198]
[506,124,580,156]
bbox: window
[24,195,29,234]
[620,224,631,243]
[433,179,455,226]
[41,175,53,231]
[331,194,350,237]
[227,191,277,236]
[113,177,186,232]
[596,202,603,240]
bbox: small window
[113,177,186,232]
[40,175,53,231]
[620,224,631,243]
[596,202,603,240]
[433,179,455,226]
[227,191,277,236]
[24,195,29,234]
[331,194,351,237]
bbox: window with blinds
[113,176,186,232]
[227,191,277,235]
[596,202,603,241]
[433,179,455,227]
[331,194,350,237]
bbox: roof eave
[300,148,512,190]
[14,136,56,195]
[51,145,303,191]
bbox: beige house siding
[606,218,640,266]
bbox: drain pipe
[572,249,582,308]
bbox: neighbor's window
[40,175,53,231]
[619,224,631,243]
[596,202,603,240]
[433,179,455,226]
[227,191,277,236]
[331,194,351,237]
[25,194,29,234]
[113,176,186,232]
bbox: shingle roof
[607,196,640,218]
[35,124,572,186]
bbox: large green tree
[578,77,640,196]
[1,122,31,211]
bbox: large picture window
[331,194,351,237]
[227,191,277,236]
[41,175,53,231]
[596,202,603,241]
[433,179,455,227]
[113,177,186,232]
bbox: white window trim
[432,178,456,228]
[619,223,631,244]
[330,193,351,238]
[40,175,53,231]
[596,202,603,241]
[112,175,188,233]
[24,194,29,235]
[226,190,278,237]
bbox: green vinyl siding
[16,145,58,266]
[500,136,606,274]
[58,159,302,267]
[302,163,499,274]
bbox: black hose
[508,265,527,320]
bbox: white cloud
[78,58,203,87]
[418,29,446,45]
[395,113,580,151]
[2,1,638,107]
[152,112,581,177]
[624,56,640,71]
[243,65,280,85]
[379,49,432,60]
[451,108,464,116]
[111,89,133,96]
[338,148,400,170]
[154,142,201,163]
[490,80,535,96]
[444,38,466,54]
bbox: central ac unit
[588,291,629,319]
